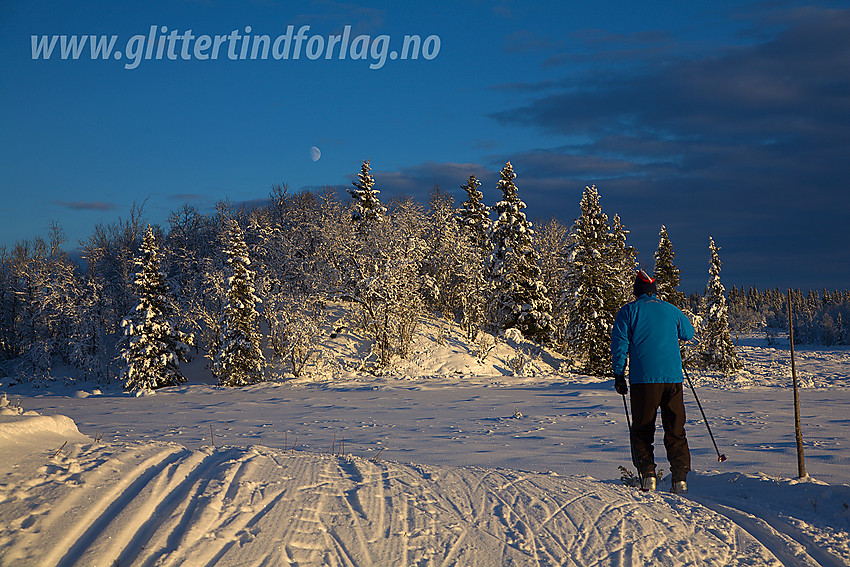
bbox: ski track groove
[280,456,355,567]
[335,458,377,565]
[524,478,585,565]
[49,444,188,567]
[698,498,830,567]
[437,528,469,567]
[163,450,264,567]
[540,490,594,528]
[112,447,249,567]
[143,461,228,567]
[193,470,290,567]
[484,471,545,565]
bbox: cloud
[485,8,850,290]
[362,161,495,203]
[170,193,206,202]
[494,8,850,143]
[52,200,117,212]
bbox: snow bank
[0,394,89,446]
[0,414,88,444]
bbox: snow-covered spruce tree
[560,185,626,376]
[485,162,552,342]
[212,219,265,387]
[653,225,702,363]
[607,214,638,310]
[348,160,387,230]
[119,227,192,393]
[451,175,493,340]
[420,188,491,340]
[653,225,687,309]
[697,237,741,373]
[456,175,491,252]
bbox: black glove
[614,374,628,395]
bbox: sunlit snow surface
[1,330,849,566]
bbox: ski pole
[622,393,643,484]
[683,366,727,462]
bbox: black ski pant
[630,382,691,481]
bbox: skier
[611,270,695,493]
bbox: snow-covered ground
[1,323,849,566]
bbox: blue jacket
[611,294,695,383]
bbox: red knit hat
[634,270,658,296]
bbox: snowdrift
[0,394,88,446]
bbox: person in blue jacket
[611,270,695,493]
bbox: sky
[1,0,848,292]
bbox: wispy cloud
[52,200,117,211]
[170,193,205,201]
[363,161,494,203]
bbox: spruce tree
[348,160,386,228]
[698,237,741,373]
[456,174,491,252]
[213,219,265,387]
[120,227,192,393]
[485,162,552,342]
[455,174,492,340]
[607,213,638,309]
[654,225,687,308]
[561,185,621,376]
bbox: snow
[1,330,849,566]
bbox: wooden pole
[787,289,806,478]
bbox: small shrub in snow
[474,332,497,364]
[507,353,527,376]
[267,294,326,378]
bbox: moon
[309,146,321,162]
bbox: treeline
[716,287,850,346]
[0,160,798,389]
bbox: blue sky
[2,0,848,292]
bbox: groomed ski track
[3,437,845,567]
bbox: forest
[1,161,847,390]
